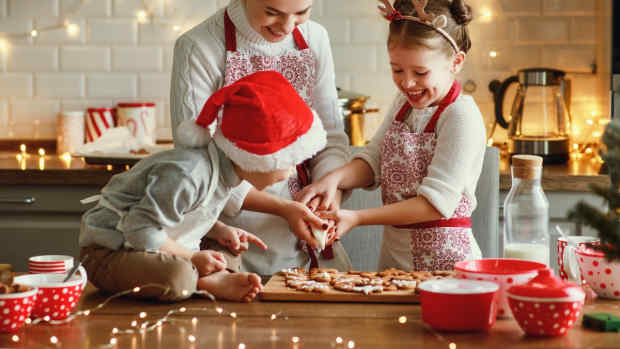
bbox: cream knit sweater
[170,0,349,182]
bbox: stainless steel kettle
[489,68,572,164]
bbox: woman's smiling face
[244,0,313,43]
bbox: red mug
[557,236,600,284]
[85,108,117,143]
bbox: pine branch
[568,202,620,261]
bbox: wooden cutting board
[260,274,420,303]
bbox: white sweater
[170,0,349,182]
[354,92,487,218]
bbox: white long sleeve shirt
[354,92,486,218]
[170,0,349,183]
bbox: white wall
[0,0,605,144]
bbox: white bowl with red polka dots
[575,247,620,299]
[14,266,87,320]
[454,259,546,318]
[0,287,38,332]
[507,268,584,337]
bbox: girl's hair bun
[450,0,473,25]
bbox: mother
[170,0,352,275]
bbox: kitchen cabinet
[0,184,100,271]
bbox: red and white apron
[379,81,481,271]
[216,10,351,275]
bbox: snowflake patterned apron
[215,10,351,275]
[378,81,481,271]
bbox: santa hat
[176,71,326,172]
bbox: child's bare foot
[198,271,263,302]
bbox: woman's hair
[388,0,473,55]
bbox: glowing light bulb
[230,312,237,319]
[179,307,187,312]
[586,119,593,125]
[238,344,246,349]
[398,315,407,324]
[112,328,119,334]
[133,287,141,292]
[83,310,90,316]
[110,338,118,345]
[139,312,147,318]
[173,25,181,32]
[131,320,138,327]
[31,29,38,37]
[336,337,343,344]
[292,336,300,343]
[347,340,355,348]
[480,8,492,21]
[270,314,277,320]
[216,307,223,314]
[137,10,148,23]
[449,343,457,349]
[66,23,80,36]
[50,336,58,344]
[20,144,26,153]
[0,39,7,50]
[188,335,196,343]
[38,148,45,156]
[11,335,19,342]
[192,317,198,325]
[489,50,497,58]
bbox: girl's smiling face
[388,44,465,109]
[244,0,313,43]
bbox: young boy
[79,71,327,302]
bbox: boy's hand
[281,200,328,249]
[209,223,268,255]
[191,250,227,277]
[295,173,341,211]
[317,209,359,241]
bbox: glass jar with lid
[503,154,550,265]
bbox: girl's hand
[209,223,268,255]
[317,209,359,240]
[191,250,227,277]
[295,173,341,210]
[281,200,328,249]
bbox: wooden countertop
[5,282,620,349]
[0,151,610,192]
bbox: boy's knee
[157,257,199,301]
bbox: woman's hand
[317,209,359,241]
[191,250,227,277]
[209,222,267,256]
[295,173,342,210]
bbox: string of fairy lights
[0,0,186,49]
[5,282,456,349]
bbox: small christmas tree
[568,117,620,261]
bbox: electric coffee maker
[490,68,572,164]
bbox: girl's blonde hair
[388,0,473,55]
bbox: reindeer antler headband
[378,0,460,53]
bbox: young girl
[170,0,351,275]
[297,0,486,271]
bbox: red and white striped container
[28,255,74,274]
[85,108,116,143]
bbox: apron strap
[224,9,237,52]
[225,8,308,51]
[394,217,471,230]
[423,80,461,133]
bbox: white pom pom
[175,119,212,148]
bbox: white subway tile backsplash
[139,73,170,98]
[0,74,32,97]
[0,0,605,141]
[112,47,162,72]
[333,45,377,73]
[6,46,58,72]
[61,0,111,17]
[139,22,182,44]
[319,18,349,45]
[35,73,84,98]
[88,19,137,44]
[351,18,387,44]
[61,47,111,72]
[570,17,596,43]
[542,0,595,15]
[8,0,58,17]
[86,74,136,98]
[113,0,164,17]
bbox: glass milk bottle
[503,155,550,265]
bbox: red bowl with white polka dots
[454,259,546,318]
[507,268,584,337]
[575,247,620,299]
[13,266,87,320]
[0,287,38,332]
